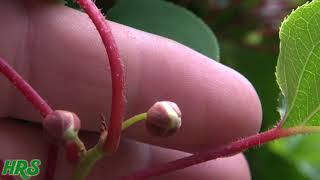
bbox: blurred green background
[64,0,319,179]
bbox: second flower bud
[146,101,182,137]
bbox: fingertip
[187,63,263,151]
[119,31,263,151]
[211,66,263,140]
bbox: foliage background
[64,0,317,179]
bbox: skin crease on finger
[0,0,262,153]
[0,118,251,180]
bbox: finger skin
[0,118,250,180]
[147,146,250,180]
[0,1,262,153]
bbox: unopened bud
[43,110,81,144]
[145,101,182,137]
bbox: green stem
[71,112,146,180]
[72,145,105,180]
[122,113,147,131]
[73,136,85,151]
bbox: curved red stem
[0,57,53,117]
[75,0,126,153]
[122,126,320,179]
[0,57,57,180]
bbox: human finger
[0,1,262,153]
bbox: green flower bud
[146,101,182,137]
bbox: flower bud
[145,101,182,137]
[43,110,81,144]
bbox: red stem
[75,0,126,153]
[44,144,59,180]
[0,57,57,180]
[122,126,320,179]
[0,159,16,180]
[0,57,53,117]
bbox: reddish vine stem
[75,0,126,153]
[122,126,320,179]
[44,144,59,180]
[0,57,53,117]
[0,159,16,180]
[0,57,57,180]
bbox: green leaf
[269,135,320,180]
[246,146,308,180]
[276,0,320,127]
[107,0,219,60]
